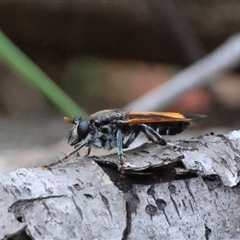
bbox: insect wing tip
[184,114,207,121]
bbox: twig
[126,34,240,111]
[146,0,205,63]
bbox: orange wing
[121,111,206,124]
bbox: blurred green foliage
[63,57,109,112]
[64,58,105,98]
[0,29,87,118]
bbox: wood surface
[1,130,240,239]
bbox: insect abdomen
[153,122,190,135]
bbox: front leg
[84,146,92,157]
[116,129,124,165]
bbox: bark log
[1,130,240,239]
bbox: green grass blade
[0,29,87,118]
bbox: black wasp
[58,109,205,166]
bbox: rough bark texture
[1,130,240,239]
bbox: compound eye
[77,121,90,140]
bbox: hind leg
[140,124,194,151]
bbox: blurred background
[1,1,240,172]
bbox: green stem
[0,30,87,118]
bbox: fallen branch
[1,130,240,239]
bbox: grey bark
[1,130,240,239]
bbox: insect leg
[140,124,194,151]
[116,129,124,164]
[84,146,92,157]
[140,124,167,146]
[123,127,141,148]
[42,140,88,169]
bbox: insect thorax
[90,110,125,125]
